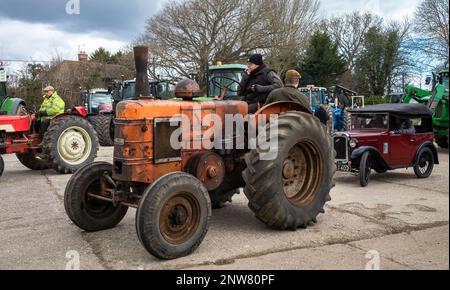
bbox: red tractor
[0,107,99,176]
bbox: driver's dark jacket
[238,65,283,104]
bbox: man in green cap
[265,69,310,109]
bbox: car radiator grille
[333,136,348,161]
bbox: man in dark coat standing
[265,69,310,109]
[238,54,283,113]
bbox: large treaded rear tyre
[16,152,50,170]
[64,162,128,232]
[436,136,448,149]
[242,111,335,230]
[43,115,99,174]
[88,115,114,146]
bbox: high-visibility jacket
[39,92,65,120]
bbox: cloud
[320,0,420,20]
[0,18,127,73]
[0,0,165,41]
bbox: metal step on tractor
[0,105,99,177]
[64,46,336,260]
[403,69,449,148]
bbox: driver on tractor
[35,86,65,133]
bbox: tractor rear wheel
[343,110,351,131]
[0,155,4,176]
[42,115,99,174]
[136,172,211,260]
[242,111,335,230]
[16,152,50,170]
[88,115,114,146]
[436,136,448,149]
[16,104,28,116]
[64,162,128,232]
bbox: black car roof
[349,103,432,117]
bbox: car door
[386,132,414,166]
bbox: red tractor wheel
[42,115,99,174]
[64,162,128,232]
[0,155,4,177]
[16,152,50,171]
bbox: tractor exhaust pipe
[134,46,150,99]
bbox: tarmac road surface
[0,147,448,270]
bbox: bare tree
[141,0,319,88]
[324,12,382,71]
[413,0,449,66]
[260,0,320,72]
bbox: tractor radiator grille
[333,136,348,161]
[153,118,182,163]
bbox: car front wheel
[359,151,371,187]
[414,148,434,179]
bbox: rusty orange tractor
[64,47,335,260]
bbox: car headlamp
[349,139,358,148]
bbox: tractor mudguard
[351,146,389,171]
[252,101,312,128]
[10,99,26,115]
[255,101,311,117]
[415,141,439,165]
[1,98,25,115]
[70,106,88,118]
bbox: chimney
[78,51,88,62]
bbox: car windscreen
[351,114,388,130]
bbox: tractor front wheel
[0,155,4,176]
[64,162,128,232]
[16,152,50,170]
[43,115,99,174]
[136,172,211,260]
[242,111,335,230]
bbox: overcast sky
[0,0,421,73]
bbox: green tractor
[207,63,246,100]
[403,70,449,148]
[0,67,26,116]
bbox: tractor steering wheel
[210,76,241,93]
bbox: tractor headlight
[349,139,358,148]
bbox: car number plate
[337,164,351,172]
